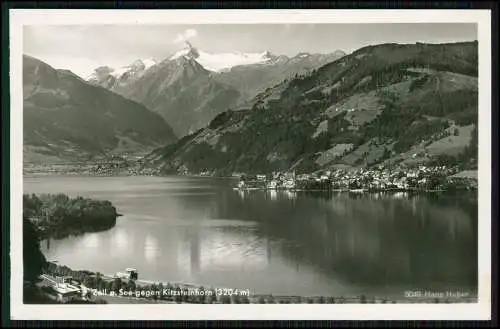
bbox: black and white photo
[9,9,492,321]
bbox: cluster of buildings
[37,268,139,303]
[37,274,88,303]
[236,172,297,190]
[319,165,458,191]
[236,165,473,192]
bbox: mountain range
[23,41,478,174]
[87,42,346,136]
[142,41,478,176]
[23,55,176,163]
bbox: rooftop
[53,283,81,295]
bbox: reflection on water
[393,192,408,199]
[28,175,477,297]
[112,228,129,252]
[237,189,298,202]
[144,234,159,262]
[285,190,297,200]
[82,234,100,249]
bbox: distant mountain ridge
[108,55,242,137]
[88,42,346,137]
[214,49,346,103]
[87,58,158,90]
[141,41,478,176]
[23,55,177,164]
[169,41,278,72]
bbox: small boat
[349,188,367,193]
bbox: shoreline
[43,263,477,304]
[233,187,474,193]
[23,172,477,194]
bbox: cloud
[173,28,198,44]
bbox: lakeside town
[24,155,478,193]
[232,165,478,193]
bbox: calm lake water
[24,175,478,298]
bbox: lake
[23,175,478,299]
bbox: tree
[23,217,49,303]
[182,289,190,303]
[207,288,217,304]
[197,286,206,304]
[174,286,183,303]
[231,294,241,304]
[220,295,231,304]
[111,278,121,293]
[23,217,47,282]
[82,275,90,287]
[157,282,163,300]
[382,147,391,160]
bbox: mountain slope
[23,55,176,163]
[214,50,346,103]
[111,56,242,137]
[88,43,345,138]
[142,41,478,176]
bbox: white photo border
[9,9,492,321]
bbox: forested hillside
[141,41,478,176]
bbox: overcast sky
[24,23,477,78]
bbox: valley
[23,41,479,189]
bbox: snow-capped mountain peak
[87,58,158,86]
[170,41,200,61]
[169,41,275,72]
[108,58,158,79]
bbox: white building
[283,180,296,189]
[116,268,139,280]
[39,274,82,302]
[52,282,81,302]
[267,180,278,189]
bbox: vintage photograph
[10,9,491,321]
